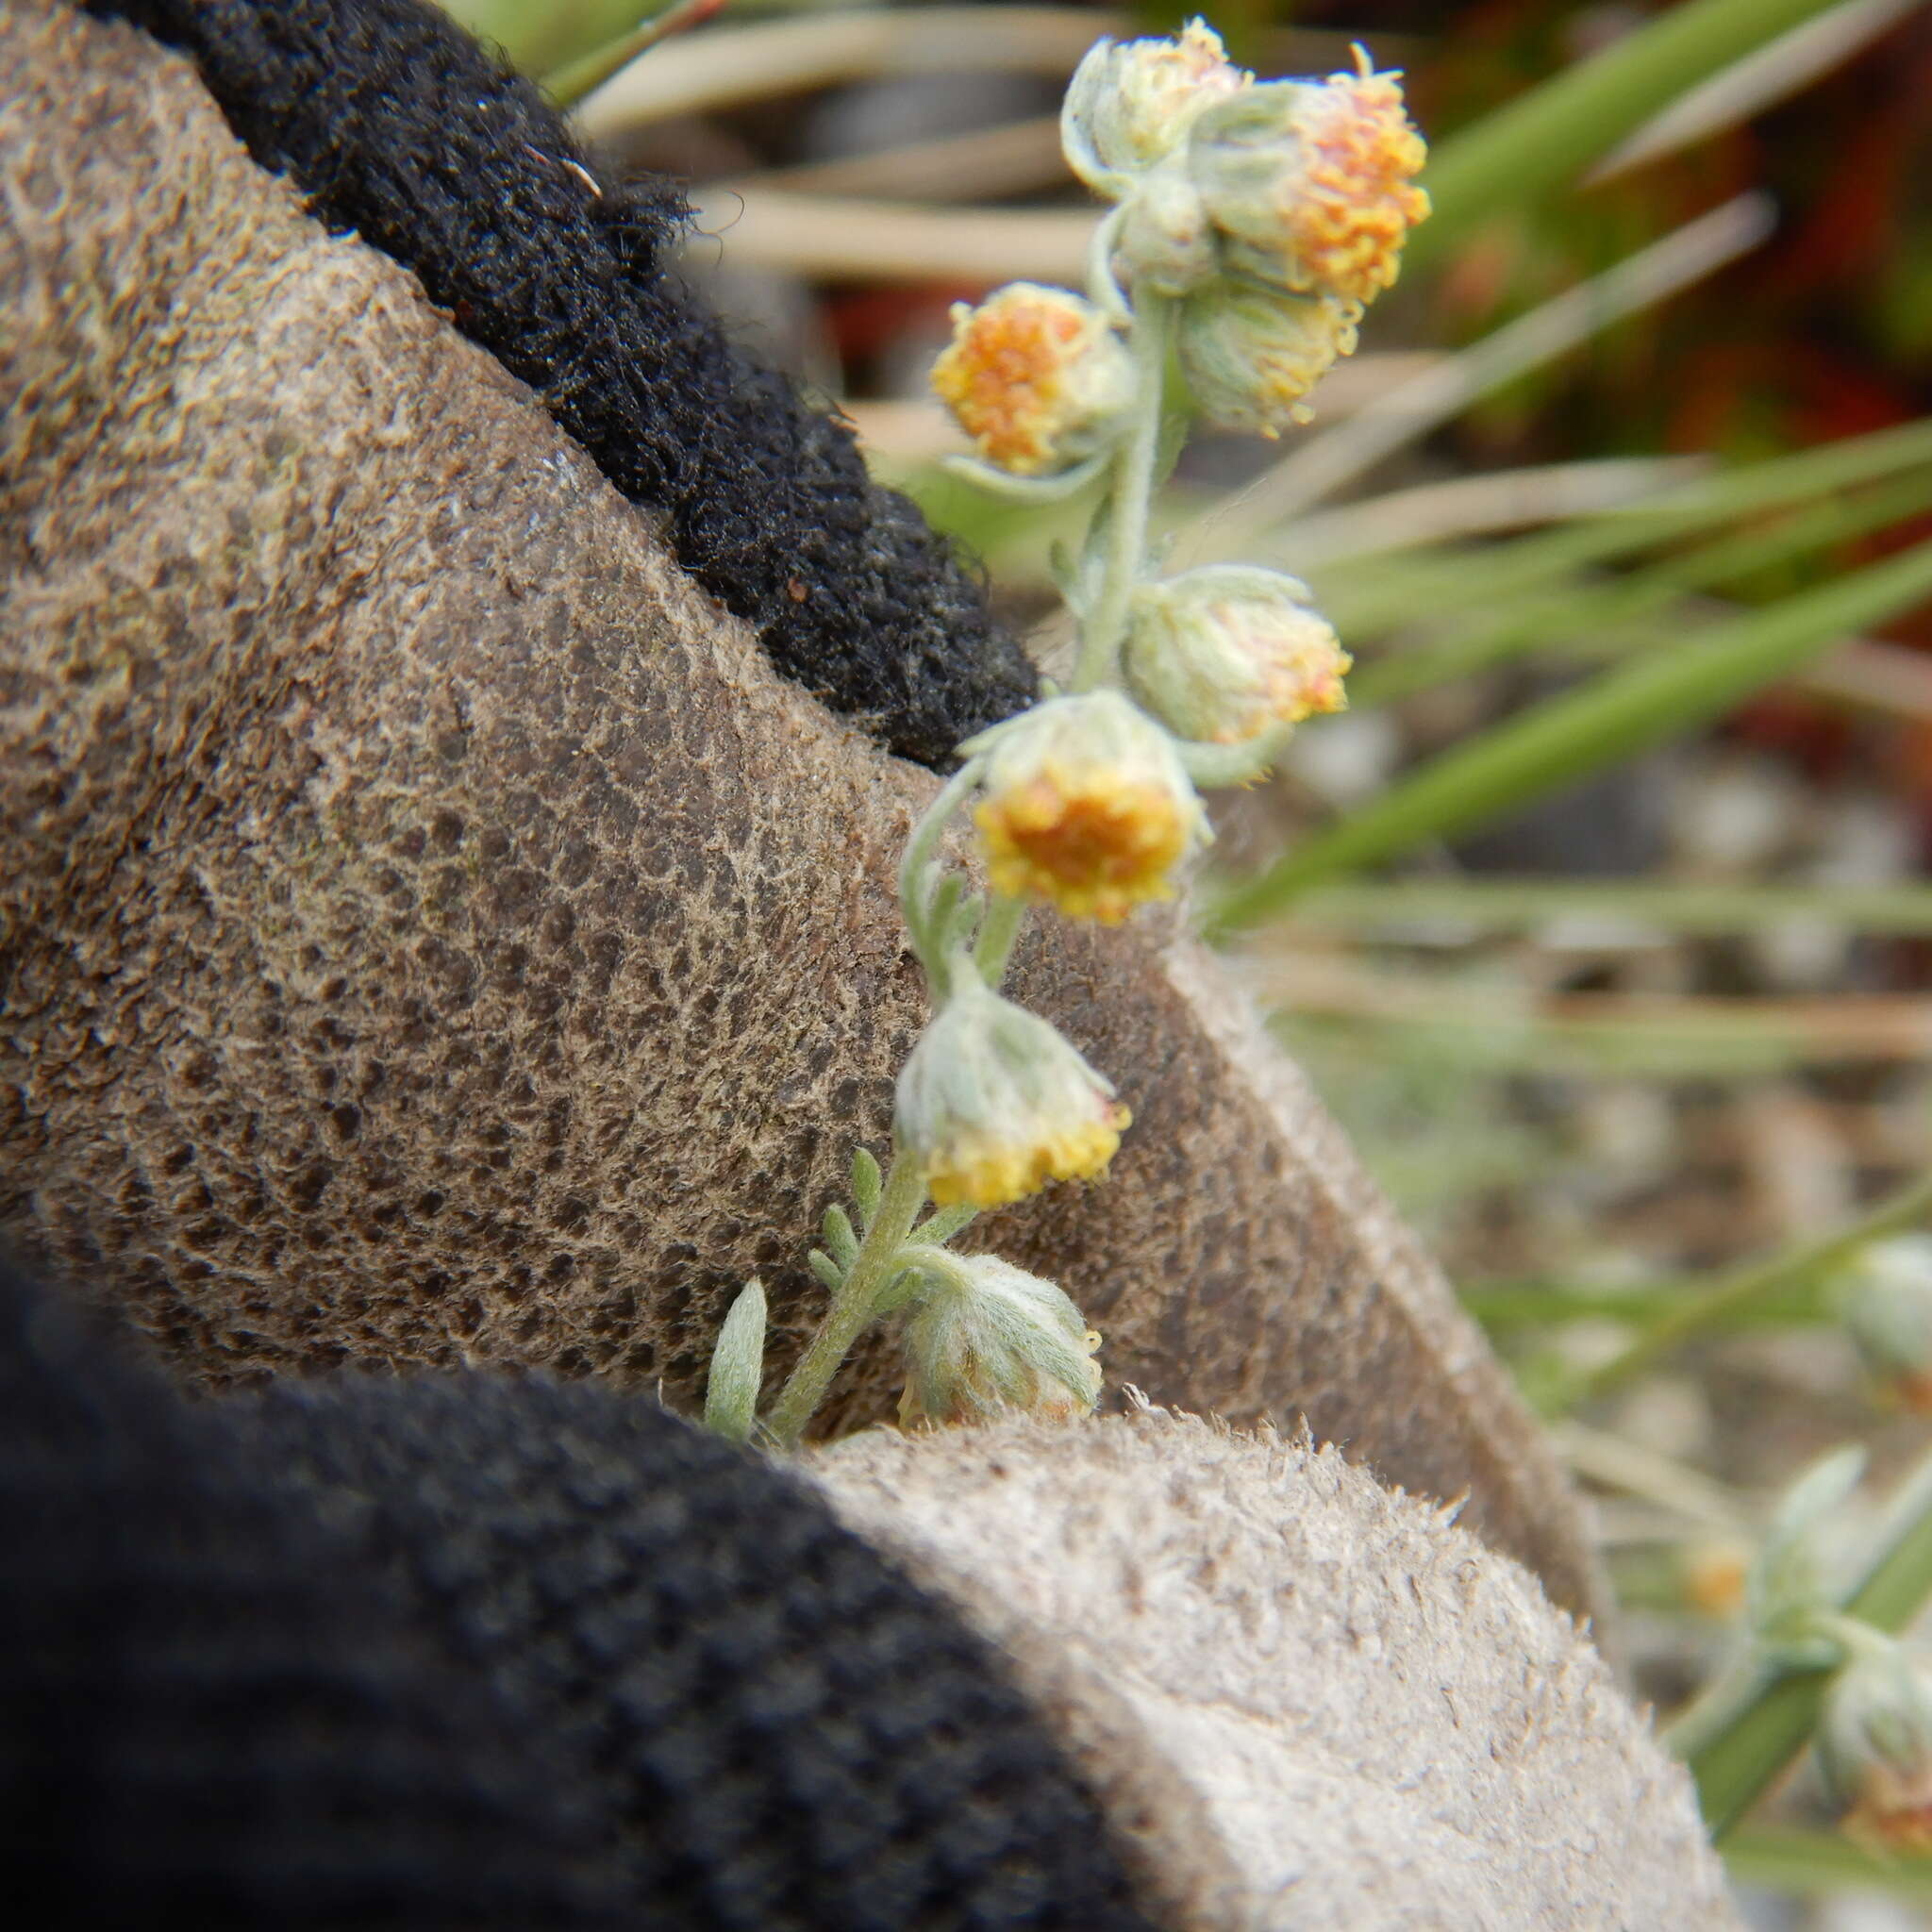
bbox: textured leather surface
[0,1,1596,1613]
[808,1416,1739,1931]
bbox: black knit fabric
[1,1258,1158,1930]
[0,1261,625,1929]
[86,0,1038,769]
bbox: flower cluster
[930,283,1136,476]
[1065,20,1427,433]
[935,23,1426,473]
[709,18,1424,1446]
[1707,1447,1932,1854]
[881,20,1421,1424]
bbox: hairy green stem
[1800,1609,1897,1666]
[764,1149,930,1447]
[1073,293,1172,693]
[1667,1612,1887,1764]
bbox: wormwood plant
[701,18,1429,1446]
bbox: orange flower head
[1679,1542,1751,1622]
[1846,1763,1932,1855]
[932,284,1134,476]
[967,692,1208,924]
[1191,46,1429,308]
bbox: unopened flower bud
[899,1252,1104,1427]
[1818,1638,1932,1852]
[1124,565,1350,746]
[1112,155,1219,296]
[1188,47,1428,308]
[932,284,1136,476]
[895,972,1129,1209]
[1177,282,1361,434]
[1837,1235,1932,1412]
[966,691,1209,924]
[1061,18,1249,196]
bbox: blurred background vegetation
[447,1,1932,1919]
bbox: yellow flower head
[895,974,1129,1209]
[898,1252,1104,1428]
[1125,565,1350,746]
[1062,18,1251,193]
[932,284,1135,476]
[1176,282,1362,435]
[1191,46,1429,308]
[967,691,1208,924]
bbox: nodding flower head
[899,1251,1104,1427]
[1124,565,1350,746]
[1818,1639,1932,1852]
[1062,18,1250,195]
[1177,281,1362,435]
[1189,47,1428,308]
[894,973,1129,1209]
[966,691,1209,924]
[932,284,1136,476]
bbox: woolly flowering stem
[1072,293,1174,695]
[764,1149,931,1448]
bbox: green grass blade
[1348,466,1932,706]
[1314,420,1932,636]
[1461,1277,1820,1333]
[1409,0,1852,264]
[1281,878,1932,939]
[1554,1171,1932,1411]
[439,0,649,75]
[1206,537,1932,935]
[1724,1825,1932,1907]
